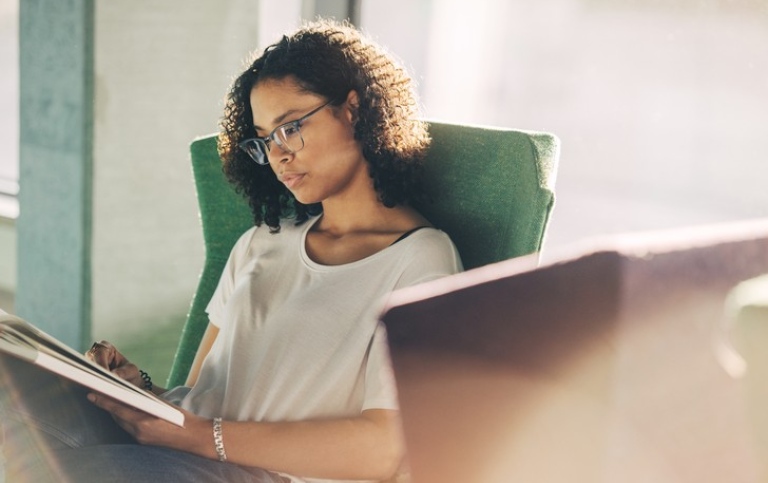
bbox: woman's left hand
[87,392,210,455]
[85,341,145,390]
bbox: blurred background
[0,0,766,382]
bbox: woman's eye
[282,123,300,136]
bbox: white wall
[92,1,262,340]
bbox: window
[361,0,768,253]
[0,0,19,218]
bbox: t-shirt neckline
[299,215,428,271]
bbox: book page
[0,313,184,426]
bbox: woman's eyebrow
[253,108,303,132]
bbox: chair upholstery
[166,121,560,386]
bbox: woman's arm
[87,320,403,480]
[85,341,169,395]
[185,323,219,387]
[87,396,404,481]
[207,408,404,480]
[84,322,219,396]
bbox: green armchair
[166,121,560,386]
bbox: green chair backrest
[166,121,560,386]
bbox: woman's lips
[281,173,305,189]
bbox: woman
[0,19,461,483]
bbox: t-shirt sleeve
[362,229,463,412]
[205,227,258,329]
[397,229,464,286]
[361,323,400,411]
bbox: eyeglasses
[238,100,332,166]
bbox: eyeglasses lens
[276,124,304,153]
[239,104,322,165]
[241,140,268,165]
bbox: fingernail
[87,394,96,403]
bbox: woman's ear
[345,90,360,124]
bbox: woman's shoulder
[406,225,455,247]
[228,219,299,259]
[398,226,463,273]
[236,216,316,245]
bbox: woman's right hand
[85,340,144,389]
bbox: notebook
[382,218,768,483]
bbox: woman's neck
[317,193,392,235]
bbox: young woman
[0,19,461,483]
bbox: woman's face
[249,77,368,206]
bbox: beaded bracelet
[138,369,153,392]
[213,417,228,462]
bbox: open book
[0,312,185,427]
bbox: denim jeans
[0,354,287,483]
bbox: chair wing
[166,122,560,386]
[415,122,559,270]
[166,136,252,386]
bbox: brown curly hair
[218,19,431,230]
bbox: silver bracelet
[212,417,228,462]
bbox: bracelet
[138,369,153,392]
[213,417,228,462]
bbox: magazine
[0,312,184,427]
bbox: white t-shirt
[164,215,462,481]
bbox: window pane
[0,0,18,194]
[361,0,768,251]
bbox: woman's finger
[112,364,141,385]
[88,392,139,420]
[86,342,111,368]
[85,341,121,369]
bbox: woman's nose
[267,143,292,164]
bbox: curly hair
[218,19,431,230]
